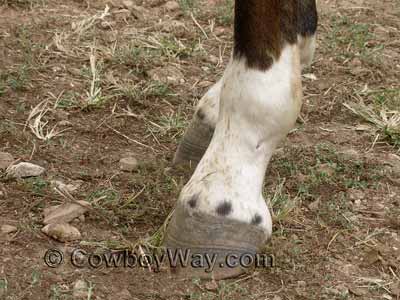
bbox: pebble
[156,20,186,36]
[51,180,82,194]
[100,20,117,30]
[197,81,213,88]
[112,289,132,300]
[119,157,139,172]
[205,280,218,291]
[164,1,180,11]
[130,5,148,20]
[0,152,13,170]
[58,120,73,127]
[114,9,131,21]
[349,286,367,296]
[6,162,45,178]
[214,26,225,36]
[122,0,134,9]
[297,281,307,288]
[73,279,89,299]
[339,148,362,161]
[318,163,336,176]
[1,224,18,234]
[385,153,400,174]
[42,223,81,242]
[43,200,90,225]
[390,281,400,296]
[147,66,184,84]
[348,189,365,201]
[308,199,320,211]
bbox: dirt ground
[0,0,399,299]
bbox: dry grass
[25,99,69,141]
[344,101,400,147]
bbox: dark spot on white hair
[216,200,232,216]
[251,214,262,225]
[188,194,199,208]
[196,109,205,121]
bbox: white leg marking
[194,36,314,132]
[193,79,221,129]
[180,45,302,238]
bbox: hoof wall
[173,118,214,167]
[164,206,269,280]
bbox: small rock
[302,73,318,81]
[130,5,148,20]
[374,25,391,40]
[297,281,307,289]
[315,79,331,91]
[54,109,69,121]
[348,189,365,201]
[349,286,367,296]
[119,157,139,172]
[0,152,14,170]
[113,289,132,300]
[72,214,85,224]
[1,224,17,234]
[58,120,73,127]
[197,81,213,88]
[51,180,82,194]
[100,20,117,30]
[214,26,225,36]
[308,199,320,211]
[363,249,381,266]
[121,151,136,158]
[339,264,358,276]
[147,66,184,84]
[208,55,219,64]
[73,279,89,299]
[325,288,342,296]
[272,296,282,300]
[122,0,135,9]
[105,0,121,8]
[318,163,336,176]
[336,284,350,296]
[43,205,60,217]
[156,20,186,36]
[350,58,362,67]
[340,149,364,162]
[164,1,180,11]
[390,282,400,297]
[385,153,400,174]
[205,280,218,291]
[6,162,45,178]
[350,66,366,76]
[114,9,131,21]
[42,223,81,242]
[43,201,90,225]
[354,124,371,131]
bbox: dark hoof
[164,206,269,280]
[173,118,214,167]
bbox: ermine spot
[196,109,205,121]
[251,214,262,225]
[216,200,232,216]
[188,194,198,208]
